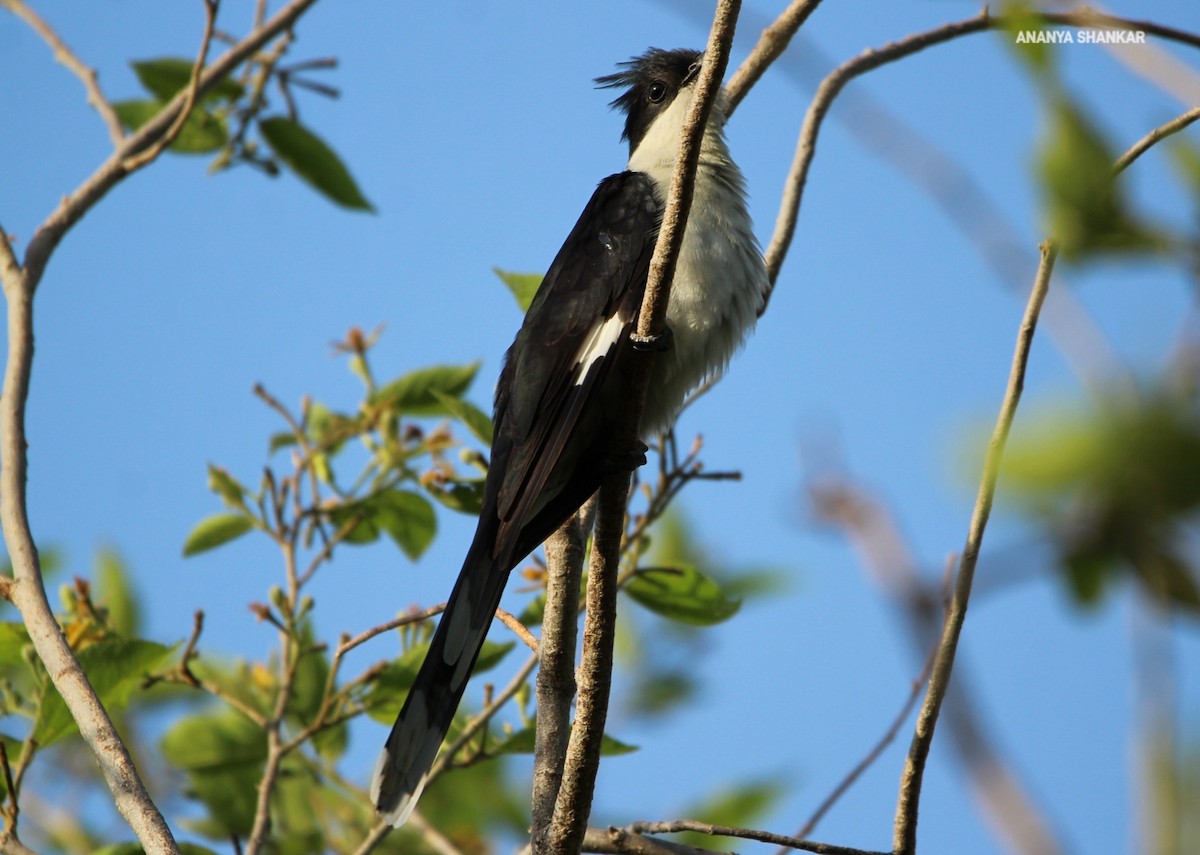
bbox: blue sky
[3,1,1199,852]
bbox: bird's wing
[492,170,661,554]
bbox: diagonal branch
[1,0,126,145]
[724,0,824,117]
[892,241,1056,855]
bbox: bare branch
[724,0,824,117]
[582,826,730,855]
[531,515,587,853]
[1,0,125,145]
[892,241,1056,855]
[1114,104,1200,174]
[627,820,889,855]
[496,606,539,652]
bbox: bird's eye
[647,81,667,103]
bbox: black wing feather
[371,171,661,826]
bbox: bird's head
[596,48,711,163]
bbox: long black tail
[369,527,513,826]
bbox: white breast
[627,92,768,433]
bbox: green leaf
[258,116,374,211]
[36,639,174,745]
[625,564,742,626]
[430,389,494,444]
[0,623,31,668]
[997,1,1057,74]
[493,725,637,756]
[94,547,141,637]
[427,478,486,516]
[374,490,437,560]
[207,464,247,509]
[132,57,244,102]
[161,706,268,772]
[493,268,542,313]
[182,513,254,556]
[1037,99,1162,260]
[371,362,481,415]
[112,99,227,154]
[364,640,515,722]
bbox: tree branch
[724,0,824,118]
[20,0,321,293]
[542,5,742,852]
[627,820,889,855]
[892,241,1056,855]
[122,0,220,172]
[1,0,126,145]
[531,515,588,853]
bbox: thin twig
[581,826,730,855]
[792,647,934,844]
[724,0,824,117]
[809,478,1066,855]
[495,606,539,652]
[1113,104,1200,174]
[1,0,125,145]
[892,241,1056,855]
[627,820,889,855]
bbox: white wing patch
[572,313,624,386]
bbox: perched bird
[371,47,768,826]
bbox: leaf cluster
[116,55,372,210]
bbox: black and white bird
[370,47,768,826]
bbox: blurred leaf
[113,99,228,153]
[207,464,247,509]
[259,116,374,211]
[493,268,542,313]
[1001,390,1200,612]
[364,640,514,723]
[627,669,697,718]
[427,478,486,516]
[493,724,637,756]
[430,389,494,445]
[162,706,267,772]
[132,57,244,102]
[625,564,742,626]
[37,639,174,745]
[0,623,31,668]
[182,513,255,556]
[1037,99,1162,260]
[997,1,1057,73]
[374,490,437,560]
[371,362,480,415]
[94,547,141,637]
[287,622,329,724]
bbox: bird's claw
[630,326,674,352]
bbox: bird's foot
[630,326,673,353]
[603,439,649,473]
